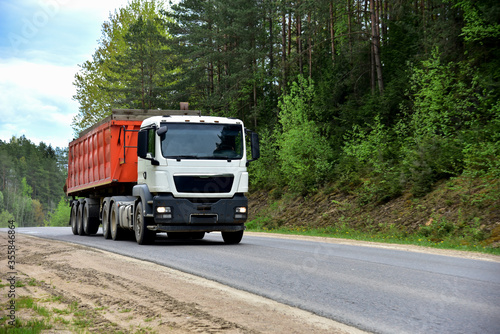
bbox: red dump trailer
[67,111,143,197]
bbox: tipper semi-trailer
[66,108,260,245]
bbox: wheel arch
[132,184,154,217]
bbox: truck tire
[70,202,78,235]
[102,201,111,239]
[221,230,244,244]
[110,202,125,241]
[83,201,99,235]
[134,202,155,245]
[77,203,87,236]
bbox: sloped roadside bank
[0,233,364,334]
[247,177,500,254]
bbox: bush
[44,197,71,227]
[340,115,402,203]
[0,210,15,228]
[276,75,333,194]
[399,50,480,196]
[248,128,282,190]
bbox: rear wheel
[70,202,78,235]
[221,230,243,244]
[77,202,86,236]
[110,202,124,241]
[134,202,155,245]
[83,201,99,235]
[102,201,111,239]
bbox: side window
[147,129,155,157]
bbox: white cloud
[0,0,133,148]
[0,0,177,148]
[0,58,78,148]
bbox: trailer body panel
[66,119,141,196]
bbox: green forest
[72,0,499,193]
[0,137,69,227]
[4,0,499,248]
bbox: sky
[0,0,169,149]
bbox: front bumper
[151,193,248,231]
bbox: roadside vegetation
[247,174,500,255]
[0,137,68,228]
[1,0,498,252]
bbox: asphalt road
[3,226,500,334]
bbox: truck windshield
[160,123,244,160]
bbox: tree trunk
[282,8,287,87]
[382,0,388,43]
[329,1,335,65]
[288,10,292,58]
[347,0,352,62]
[297,2,303,75]
[308,12,312,78]
[370,0,384,94]
[208,61,214,95]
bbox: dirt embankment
[0,233,364,334]
[248,178,500,247]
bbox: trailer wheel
[70,202,78,235]
[221,230,244,244]
[83,201,99,235]
[77,202,86,236]
[102,201,111,239]
[134,202,155,245]
[110,202,124,241]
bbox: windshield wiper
[167,155,199,161]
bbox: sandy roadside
[0,233,367,333]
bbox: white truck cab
[133,114,260,244]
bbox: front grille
[174,175,234,193]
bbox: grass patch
[14,281,25,288]
[0,318,52,334]
[119,308,132,313]
[0,296,53,334]
[16,296,35,310]
[0,293,100,333]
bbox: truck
[66,108,260,245]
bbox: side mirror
[251,132,260,160]
[157,126,168,136]
[246,131,260,166]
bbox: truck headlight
[156,206,172,219]
[234,206,247,219]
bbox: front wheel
[134,202,155,245]
[221,230,244,244]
